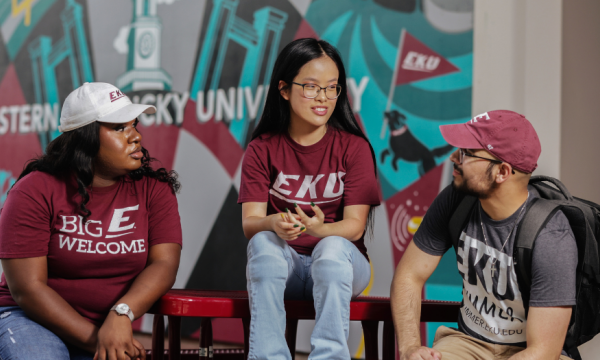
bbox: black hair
[252,38,378,239]
[14,121,180,221]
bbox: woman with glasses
[238,38,380,359]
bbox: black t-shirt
[413,185,577,346]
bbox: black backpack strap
[582,219,600,282]
[514,198,561,315]
[449,195,477,251]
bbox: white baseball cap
[58,82,156,132]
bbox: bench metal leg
[242,317,251,360]
[382,320,395,360]
[199,318,214,359]
[362,320,379,360]
[167,316,181,360]
[152,315,165,360]
[285,319,298,360]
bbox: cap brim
[439,123,483,149]
[98,104,156,124]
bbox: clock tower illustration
[117,0,172,92]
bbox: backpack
[448,175,600,360]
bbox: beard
[452,164,498,199]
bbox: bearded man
[391,110,577,360]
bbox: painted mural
[0,0,473,356]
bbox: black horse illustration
[381,110,454,176]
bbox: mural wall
[0,0,473,356]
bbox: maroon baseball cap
[439,110,541,173]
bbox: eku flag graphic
[394,29,459,86]
[385,29,459,112]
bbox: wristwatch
[111,303,134,322]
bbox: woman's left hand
[94,311,146,360]
[131,338,146,359]
[293,203,325,237]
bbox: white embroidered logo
[470,112,491,123]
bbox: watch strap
[111,304,134,322]
[125,309,134,322]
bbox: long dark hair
[252,38,378,239]
[15,122,180,221]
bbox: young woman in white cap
[0,82,182,360]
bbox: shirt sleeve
[528,210,577,307]
[147,179,182,247]
[0,186,51,258]
[412,185,462,256]
[342,138,381,206]
[238,141,271,204]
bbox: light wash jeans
[0,306,94,359]
[246,231,371,360]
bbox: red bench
[147,289,460,360]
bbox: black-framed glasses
[459,149,515,174]
[459,149,501,164]
[291,82,342,99]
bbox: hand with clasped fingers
[402,346,442,360]
[292,202,325,237]
[268,202,326,241]
[93,311,146,360]
[270,210,304,241]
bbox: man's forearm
[511,306,572,360]
[391,277,423,357]
[508,349,534,360]
[508,346,560,360]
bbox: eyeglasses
[459,149,502,164]
[459,149,515,174]
[291,82,342,100]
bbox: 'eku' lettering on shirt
[272,172,346,199]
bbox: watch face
[116,303,130,314]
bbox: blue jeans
[246,231,371,360]
[0,306,94,360]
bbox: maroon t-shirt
[238,128,380,257]
[0,171,182,326]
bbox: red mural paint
[181,99,244,178]
[0,64,42,177]
[138,124,180,171]
[293,19,319,40]
[385,164,445,265]
[131,317,143,332]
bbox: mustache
[453,164,463,175]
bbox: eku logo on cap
[109,90,125,102]
[469,112,490,124]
